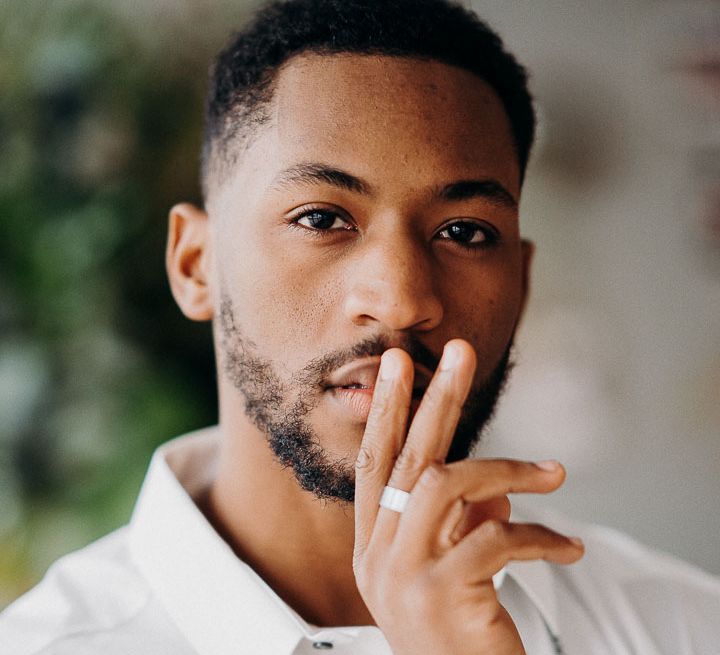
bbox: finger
[395,459,566,558]
[448,495,511,545]
[353,348,414,557]
[385,339,476,494]
[440,520,585,582]
[434,495,511,554]
[372,340,475,549]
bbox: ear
[517,238,535,324]
[166,202,213,321]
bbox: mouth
[332,383,427,398]
[325,356,431,422]
[336,383,373,391]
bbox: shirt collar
[128,429,559,653]
[128,429,306,655]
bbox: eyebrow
[270,162,371,195]
[436,179,518,209]
[270,161,517,209]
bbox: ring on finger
[379,485,411,513]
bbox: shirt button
[312,641,334,649]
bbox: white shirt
[2,428,719,655]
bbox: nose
[343,231,443,332]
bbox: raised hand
[353,339,584,655]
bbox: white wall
[471,0,720,574]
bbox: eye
[436,220,497,247]
[293,208,355,232]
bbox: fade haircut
[201,0,536,199]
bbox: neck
[201,415,374,627]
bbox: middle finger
[372,340,476,538]
[387,339,476,489]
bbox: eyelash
[287,206,499,249]
[289,207,356,234]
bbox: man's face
[206,54,530,502]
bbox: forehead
[213,53,520,206]
[269,53,519,194]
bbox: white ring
[379,485,411,513]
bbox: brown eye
[437,220,495,245]
[295,209,352,231]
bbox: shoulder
[0,527,186,655]
[546,508,720,596]
[522,505,720,653]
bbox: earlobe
[166,202,214,321]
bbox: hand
[353,339,584,655]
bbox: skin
[166,53,584,653]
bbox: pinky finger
[441,520,585,582]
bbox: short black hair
[202,0,535,198]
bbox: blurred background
[0,0,718,608]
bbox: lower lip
[328,387,423,423]
[329,387,375,422]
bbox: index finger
[353,348,414,557]
[386,339,476,490]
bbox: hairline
[202,50,523,202]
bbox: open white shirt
[2,428,719,654]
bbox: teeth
[342,384,368,390]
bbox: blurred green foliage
[0,0,246,605]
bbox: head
[167,0,535,503]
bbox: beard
[218,295,513,504]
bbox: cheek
[441,268,522,371]
[264,273,341,343]
[217,234,343,363]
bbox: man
[2,0,719,653]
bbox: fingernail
[569,536,584,549]
[440,342,462,371]
[535,459,560,472]
[379,353,401,381]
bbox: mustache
[292,334,440,388]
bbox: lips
[326,357,382,391]
[325,356,432,397]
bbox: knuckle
[355,445,378,472]
[479,518,507,544]
[416,462,448,491]
[393,445,424,473]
